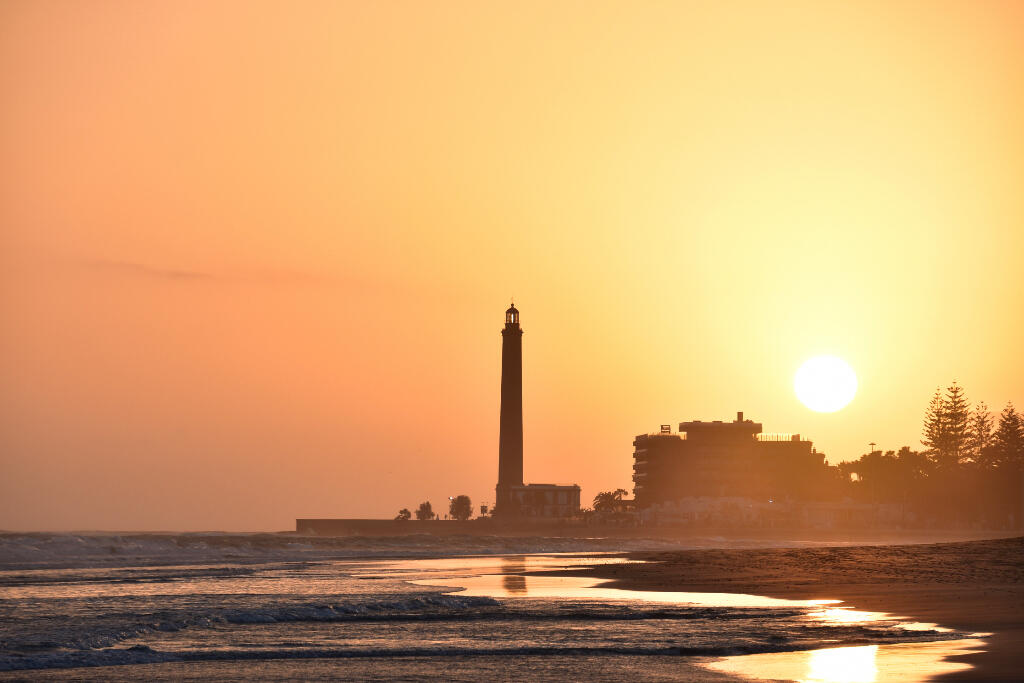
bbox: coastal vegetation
[449,495,473,521]
[395,496,475,520]
[592,489,630,513]
[839,382,1023,526]
[414,501,435,521]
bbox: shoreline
[3,540,1020,681]
[4,528,1018,573]
[542,536,1024,681]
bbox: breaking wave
[0,643,903,672]
[0,536,979,676]
[0,593,964,672]
[0,532,682,570]
[1,593,501,670]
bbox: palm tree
[592,488,629,513]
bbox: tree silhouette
[449,495,473,521]
[922,382,971,467]
[415,501,434,520]
[968,402,995,466]
[991,403,1024,469]
[922,388,945,455]
[942,382,971,466]
[592,488,629,512]
[839,447,932,503]
[394,508,411,521]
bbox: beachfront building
[635,496,907,529]
[632,412,830,508]
[506,483,582,517]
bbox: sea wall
[295,518,586,536]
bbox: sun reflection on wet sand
[705,638,985,683]
[807,606,957,634]
[365,553,628,575]
[808,645,878,683]
[809,607,880,624]
[415,571,837,608]
[399,554,839,609]
[409,554,985,683]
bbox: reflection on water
[3,552,986,682]
[416,571,838,608]
[705,638,986,683]
[370,553,627,574]
[810,607,879,624]
[808,607,956,635]
[411,554,985,683]
[501,559,527,594]
[808,645,878,683]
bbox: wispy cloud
[36,252,340,289]
[84,259,216,281]
[77,258,333,288]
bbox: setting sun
[795,356,858,413]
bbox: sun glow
[795,356,858,413]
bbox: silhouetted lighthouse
[496,302,523,514]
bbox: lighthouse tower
[495,302,524,515]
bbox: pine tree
[921,388,945,456]
[922,382,971,467]
[967,401,994,467]
[992,402,1024,469]
[941,382,971,466]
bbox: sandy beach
[551,536,1024,681]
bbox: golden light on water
[795,356,858,413]
[806,645,878,683]
[708,640,983,683]
[810,607,879,624]
[413,561,982,683]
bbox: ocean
[0,533,984,681]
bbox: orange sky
[2,0,1022,531]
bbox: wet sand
[552,536,1024,681]
[0,656,742,682]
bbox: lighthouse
[495,302,524,514]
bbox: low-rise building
[507,483,581,517]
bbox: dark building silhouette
[494,303,580,517]
[496,303,524,512]
[632,412,829,508]
[506,482,581,517]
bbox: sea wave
[0,592,964,672]
[1,537,979,675]
[1,593,500,652]
[0,634,966,672]
[0,533,682,570]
